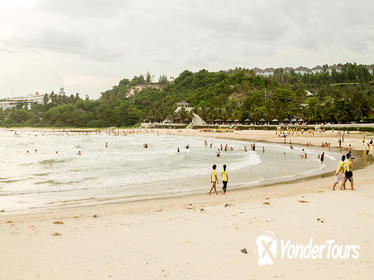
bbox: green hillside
[1,63,374,127]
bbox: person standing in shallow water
[209,164,218,195]
[221,164,228,194]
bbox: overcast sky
[0,0,373,99]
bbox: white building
[295,66,311,75]
[311,66,323,74]
[0,91,45,110]
[175,101,191,111]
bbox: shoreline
[1,128,373,279]
[0,127,370,218]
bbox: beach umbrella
[259,118,265,122]
[283,118,289,122]
[272,119,278,122]
[234,119,239,122]
[244,118,250,122]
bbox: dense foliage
[1,63,374,127]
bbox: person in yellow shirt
[221,164,229,194]
[209,164,218,195]
[332,155,345,191]
[343,153,354,190]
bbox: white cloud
[0,0,373,99]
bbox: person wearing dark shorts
[344,153,355,190]
[221,164,228,194]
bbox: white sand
[0,128,373,279]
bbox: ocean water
[0,130,339,212]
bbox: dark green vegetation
[1,63,374,127]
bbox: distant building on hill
[295,66,311,75]
[252,64,373,76]
[311,66,323,74]
[175,100,191,110]
[0,88,65,110]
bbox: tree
[43,94,49,105]
[158,75,168,86]
[146,71,152,84]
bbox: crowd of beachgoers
[14,127,372,197]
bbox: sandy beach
[1,128,373,279]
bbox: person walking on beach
[209,164,219,195]
[366,143,370,155]
[320,152,325,163]
[332,155,346,191]
[347,144,352,157]
[221,164,228,194]
[343,153,354,190]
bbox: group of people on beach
[209,164,228,195]
[332,152,354,191]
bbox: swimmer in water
[244,145,247,152]
[105,142,108,148]
[77,151,82,156]
[320,152,325,163]
[35,149,37,153]
[217,149,221,157]
[262,147,265,153]
[56,151,58,154]
[177,147,180,153]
